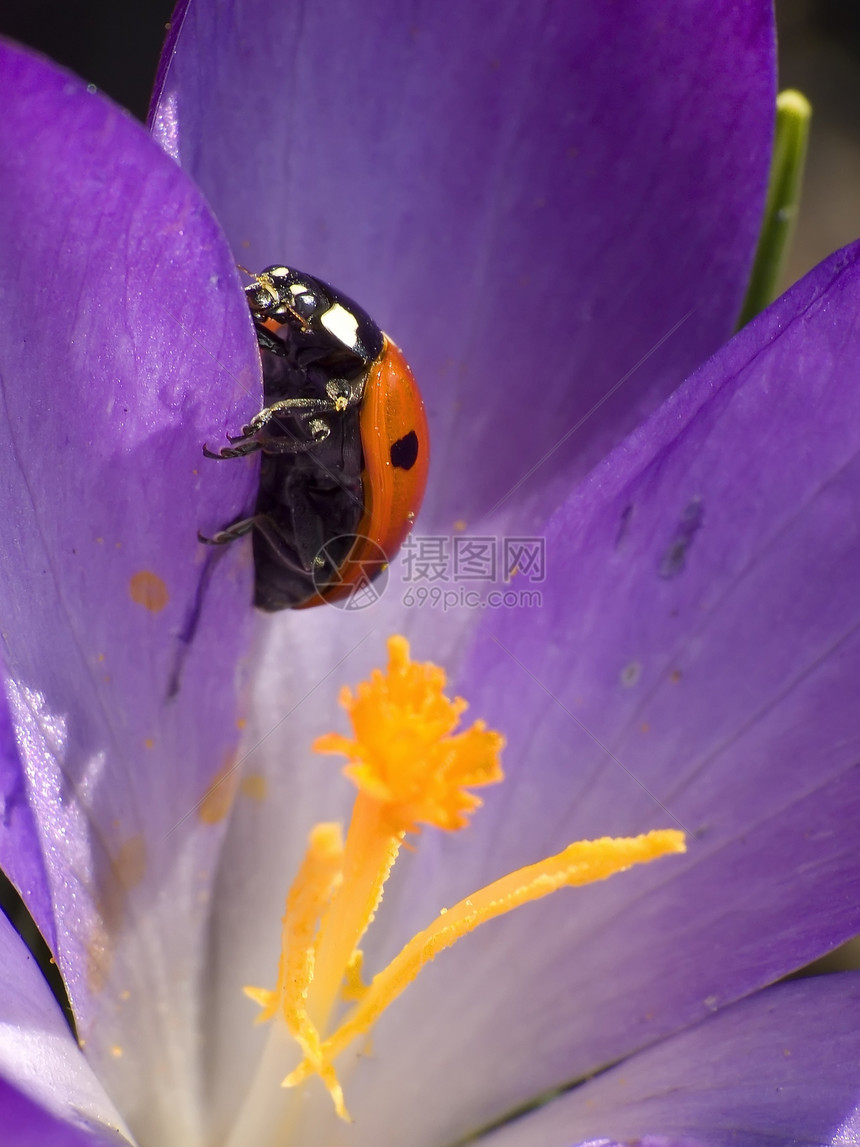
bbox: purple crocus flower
[1,1,859,1144]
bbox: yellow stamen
[244,823,343,1064]
[242,635,686,1130]
[286,830,685,1090]
[341,949,368,1002]
[304,792,402,1034]
[313,633,504,834]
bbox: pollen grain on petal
[90,833,149,982]
[128,569,169,613]
[114,834,147,890]
[199,751,241,824]
[241,773,268,801]
[86,920,112,994]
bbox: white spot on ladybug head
[290,281,317,308]
[320,302,360,350]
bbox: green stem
[737,89,812,329]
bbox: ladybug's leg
[203,439,266,460]
[243,394,340,436]
[242,376,358,437]
[197,516,256,546]
[203,417,332,460]
[254,417,334,456]
[204,381,358,460]
[203,436,324,460]
[199,513,318,576]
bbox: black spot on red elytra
[390,430,419,470]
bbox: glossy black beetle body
[202,267,382,609]
[202,265,427,611]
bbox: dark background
[0,0,175,123]
[779,0,860,283]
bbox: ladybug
[202,265,429,611]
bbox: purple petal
[149,2,780,1135]
[0,40,261,1140]
[158,7,775,1119]
[307,243,860,1143]
[0,908,132,1146]
[479,973,860,1147]
[573,1141,702,1147]
[573,1141,703,1147]
[0,666,54,952]
[152,0,775,528]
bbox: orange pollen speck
[128,570,169,613]
[198,753,240,825]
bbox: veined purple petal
[307,244,860,1144]
[152,0,775,529]
[0,40,260,1147]
[0,907,133,1146]
[479,973,860,1147]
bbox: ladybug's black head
[245,265,384,368]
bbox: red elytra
[299,337,429,607]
